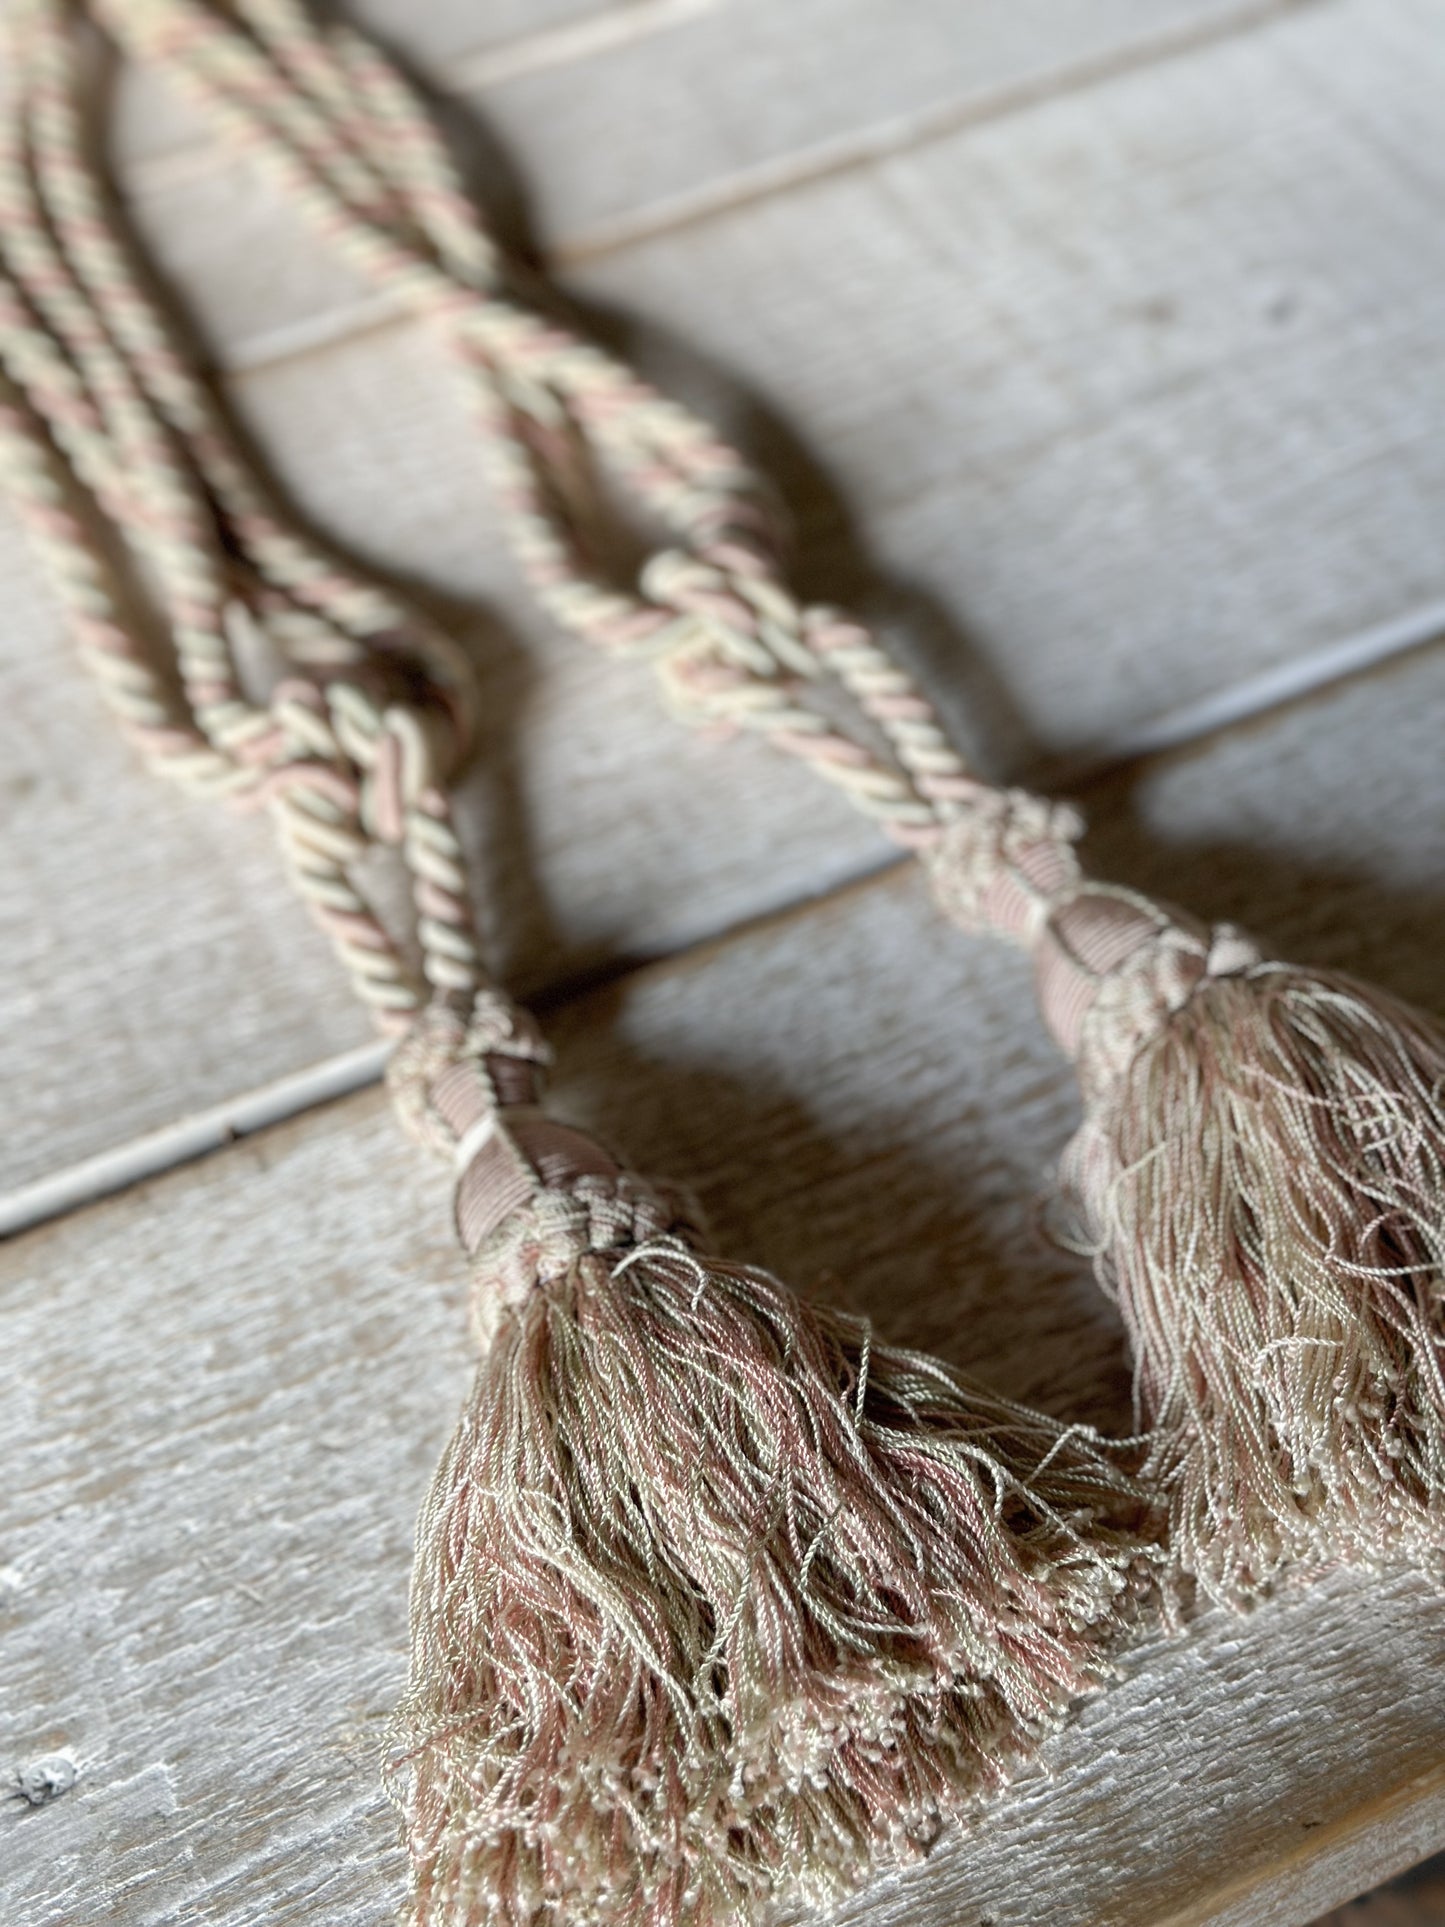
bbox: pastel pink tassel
[933,792,1445,1605]
[386,992,1154,1925]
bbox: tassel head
[1056,940,1445,1602]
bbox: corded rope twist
[0,0,1233,1064]
[83,0,981,847]
[0,0,487,1023]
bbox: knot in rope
[388,990,552,1164]
[388,991,642,1274]
[1034,892,1262,1097]
[635,547,819,718]
[469,1182,698,1333]
[928,789,1086,943]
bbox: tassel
[932,792,1445,1605]
[386,991,1153,1926]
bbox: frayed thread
[1059,962,1445,1605]
[388,1192,1154,1926]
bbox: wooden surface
[3,1,1445,1922]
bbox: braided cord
[0,0,1011,1062]
[0,0,487,1022]
[88,0,985,848]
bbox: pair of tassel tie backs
[4,3,1442,1922]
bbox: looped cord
[385,987,679,1297]
[0,0,1254,1113]
[0,0,487,1026]
[69,0,981,851]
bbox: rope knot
[635,548,818,723]
[387,990,551,1163]
[468,1175,699,1338]
[1034,893,1262,1097]
[928,789,1085,944]
[389,992,656,1281]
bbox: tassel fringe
[389,1183,1153,1926]
[1060,962,1445,1604]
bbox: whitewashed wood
[113,0,1256,248]
[98,0,1445,791]
[99,0,1445,784]
[569,0,1445,771]
[7,0,1445,1197]
[102,0,666,170]
[5,643,1445,1924]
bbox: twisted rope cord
[0,0,487,1020]
[0,0,1076,1030]
[78,0,985,848]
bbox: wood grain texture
[567,0,1445,767]
[4,644,1445,1925]
[113,0,1256,241]
[103,0,675,172]
[7,0,1445,1200]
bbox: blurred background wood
[2,1,1444,1921]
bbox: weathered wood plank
[7,0,1445,1192]
[4,645,1445,1924]
[124,0,1445,784]
[103,0,670,170]
[567,0,1445,771]
[113,0,1258,242]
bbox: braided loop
[0,0,488,1024]
[82,0,978,850]
[0,0,1233,1116]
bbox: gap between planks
[551,0,1326,270]
[127,0,733,196]
[1154,1762,1445,1927]
[4,586,1441,1244]
[141,0,1320,379]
